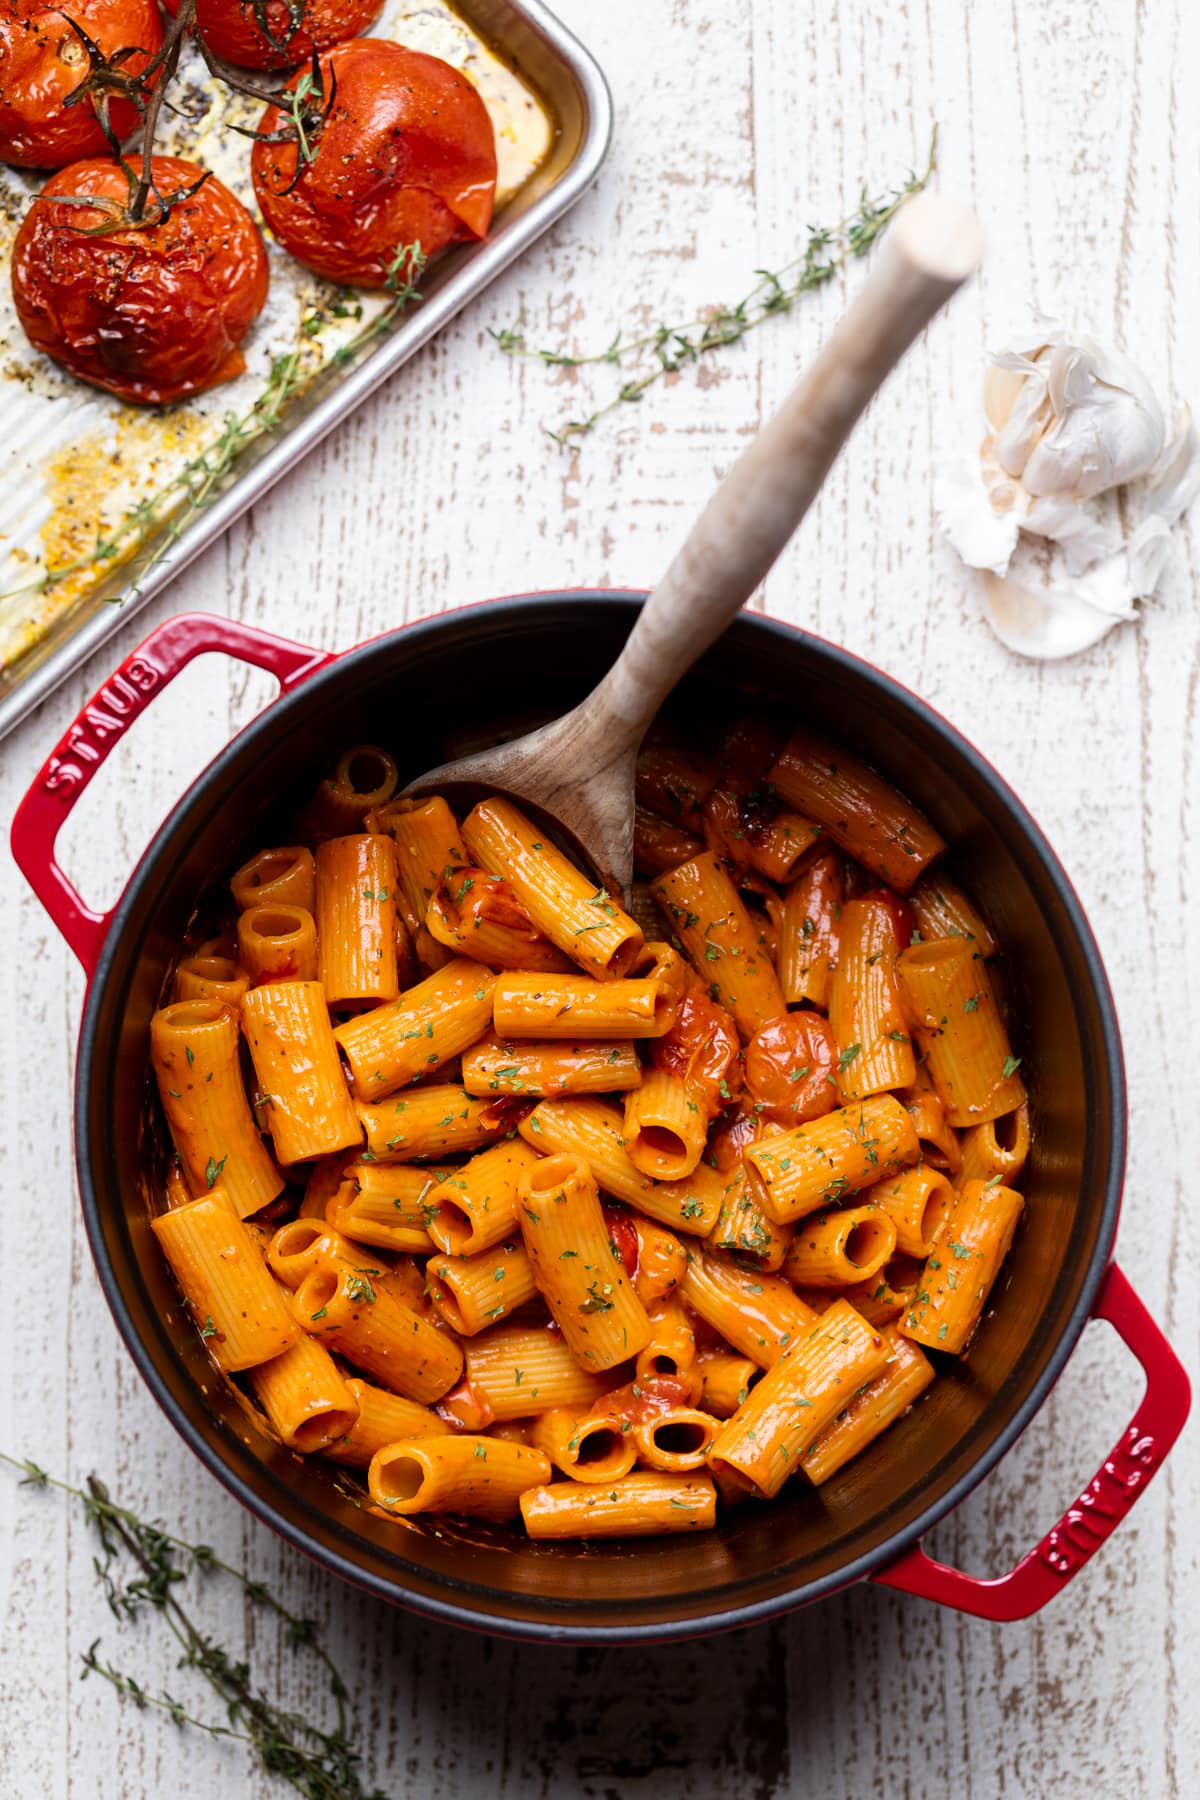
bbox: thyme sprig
[491,126,938,445]
[0,241,426,612]
[3,1453,387,1800]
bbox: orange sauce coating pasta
[147,719,1027,1542]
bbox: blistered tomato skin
[744,1011,839,1126]
[11,156,270,404]
[251,38,498,288]
[0,0,164,169]
[159,0,381,71]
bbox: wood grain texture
[1,1,1196,1794]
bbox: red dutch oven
[11,593,1190,1641]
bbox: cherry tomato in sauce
[11,155,269,403]
[743,1010,839,1126]
[601,1207,639,1281]
[158,0,380,71]
[251,39,497,288]
[0,0,163,168]
[650,987,743,1119]
[706,1100,761,1173]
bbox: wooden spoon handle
[582,191,983,745]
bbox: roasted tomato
[744,1010,839,1126]
[251,39,497,287]
[160,0,380,71]
[650,986,743,1119]
[706,1100,760,1173]
[0,0,163,168]
[11,155,269,403]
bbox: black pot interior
[78,594,1123,1639]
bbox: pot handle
[10,612,333,976]
[872,1261,1190,1620]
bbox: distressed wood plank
[1,0,1196,1795]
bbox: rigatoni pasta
[240,981,361,1166]
[146,714,1032,1544]
[314,834,400,1007]
[150,1000,283,1219]
[896,940,1026,1126]
[462,795,644,978]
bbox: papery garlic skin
[937,319,1198,660]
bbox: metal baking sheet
[0,0,611,741]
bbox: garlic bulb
[936,320,1197,659]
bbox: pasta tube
[357,1086,497,1162]
[425,866,573,973]
[369,1437,551,1521]
[630,1219,689,1307]
[150,1001,283,1219]
[652,854,784,1038]
[366,795,467,939]
[461,1033,643,1098]
[707,1164,792,1270]
[696,1350,761,1418]
[802,1327,934,1484]
[248,1324,361,1453]
[326,1163,448,1254]
[869,1166,956,1259]
[230,846,315,914]
[300,745,398,840]
[314,833,400,1007]
[909,873,998,957]
[426,1241,539,1335]
[164,1160,193,1209]
[702,776,821,883]
[173,954,249,1010]
[633,806,703,877]
[768,728,945,891]
[323,1379,452,1466]
[708,1300,891,1497]
[292,1263,463,1402]
[425,1139,543,1255]
[828,895,915,1099]
[241,982,361,1166]
[777,848,842,1008]
[958,1103,1031,1188]
[492,972,677,1040]
[622,1069,706,1180]
[745,1095,919,1224]
[900,1178,1025,1354]
[634,1295,698,1391]
[266,1219,381,1289]
[528,1407,639,1484]
[520,1472,716,1538]
[681,1251,816,1368]
[902,1086,962,1174]
[633,1406,720,1472]
[461,796,644,979]
[518,1154,653,1370]
[236,904,318,985]
[781,1205,898,1287]
[516,1098,727,1235]
[333,959,496,1100]
[464,1323,609,1421]
[896,941,1026,1126]
[152,1195,297,1372]
[635,742,719,834]
[300,1153,355,1218]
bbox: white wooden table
[2,2,1196,1793]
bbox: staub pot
[12,594,1189,1641]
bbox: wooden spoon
[405,191,983,894]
